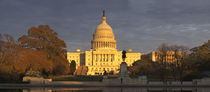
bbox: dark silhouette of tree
[156,43,170,82]
[70,60,76,75]
[190,40,210,73]
[170,45,189,83]
[129,59,156,77]
[156,43,189,82]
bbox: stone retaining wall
[23,77,52,84]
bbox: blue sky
[0,0,210,53]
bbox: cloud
[0,0,210,53]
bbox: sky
[0,0,210,53]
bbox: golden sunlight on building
[150,51,182,63]
[67,11,141,75]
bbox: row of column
[92,41,116,49]
[93,54,115,62]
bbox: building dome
[91,11,117,51]
[94,12,115,40]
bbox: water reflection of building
[23,88,52,92]
[22,87,210,92]
[67,11,141,75]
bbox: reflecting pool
[1,87,210,92]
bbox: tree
[156,43,170,82]
[18,25,70,75]
[18,25,67,58]
[70,60,76,75]
[0,34,54,82]
[129,59,156,77]
[190,40,210,73]
[0,34,20,82]
[156,43,189,82]
[0,33,56,82]
[170,45,189,82]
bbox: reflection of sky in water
[1,87,210,92]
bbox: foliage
[182,71,201,81]
[155,43,189,81]
[0,33,54,82]
[70,60,76,75]
[25,69,42,78]
[129,59,156,77]
[18,25,70,75]
[0,25,70,82]
[129,43,193,81]
[0,34,23,82]
[189,40,210,72]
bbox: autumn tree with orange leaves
[18,25,70,75]
[0,25,71,82]
[0,34,53,82]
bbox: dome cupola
[91,10,117,51]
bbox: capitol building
[67,11,142,75]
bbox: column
[111,54,113,62]
[108,54,111,62]
[94,54,96,62]
[100,54,102,62]
[113,54,115,61]
[97,42,98,48]
[106,54,108,61]
[106,54,108,62]
[101,54,103,62]
[104,54,106,62]
[103,54,105,62]
[96,54,98,62]
[104,42,106,48]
